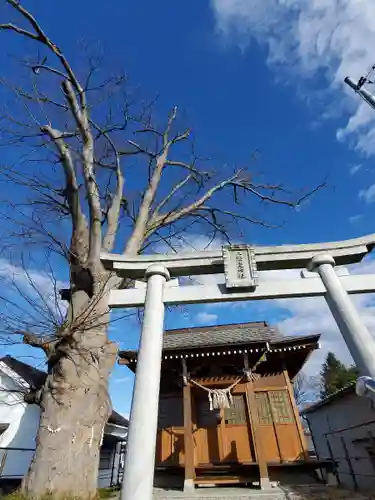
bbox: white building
[302,384,375,491]
[0,355,128,492]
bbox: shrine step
[155,465,183,475]
[195,464,259,486]
[195,475,249,485]
[196,464,258,474]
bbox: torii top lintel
[100,233,375,280]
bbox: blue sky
[2,0,375,416]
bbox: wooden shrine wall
[155,395,185,465]
[252,373,305,462]
[155,372,306,467]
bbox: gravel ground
[150,485,375,500]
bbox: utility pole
[345,76,375,111]
[345,68,375,401]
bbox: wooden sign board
[222,245,258,289]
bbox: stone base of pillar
[183,478,195,493]
[260,477,273,490]
[326,473,339,486]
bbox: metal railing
[324,436,375,490]
[321,416,375,491]
[1,444,126,489]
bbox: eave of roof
[301,383,356,415]
[0,355,46,389]
[119,333,321,360]
[108,410,129,427]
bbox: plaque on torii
[222,244,258,289]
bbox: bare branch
[163,106,177,147]
[293,373,321,407]
[62,80,88,138]
[22,331,56,351]
[61,79,101,263]
[125,140,156,158]
[197,206,278,229]
[165,159,208,178]
[0,23,39,39]
[89,120,124,252]
[229,177,326,208]
[41,127,85,225]
[152,173,195,217]
[124,107,179,254]
[27,63,69,81]
[4,0,84,95]
[149,172,240,230]
[1,1,104,267]
[171,128,190,144]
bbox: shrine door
[194,393,255,465]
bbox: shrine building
[118,321,332,491]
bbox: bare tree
[0,1,324,497]
[293,373,321,408]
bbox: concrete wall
[305,391,375,491]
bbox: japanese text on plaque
[235,252,246,280]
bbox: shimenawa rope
[189,377,243,410]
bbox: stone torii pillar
[120,264,170,500]
[308,254,375,379]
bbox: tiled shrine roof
[119,322,320,358]
[162,321,286,351]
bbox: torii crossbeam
[101,233,375,500]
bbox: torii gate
[101,233,375,500]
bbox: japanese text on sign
[222,245,258,289]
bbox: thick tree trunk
[23,291,117,499]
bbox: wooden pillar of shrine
[283,369,309,461]
[182,360,195,492]
[245,381,271,490]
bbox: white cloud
[193,273,225,286]
[348,214,363,224]
[253,257,375,375]
[216,257,375,375]
[350,164,363,176]
[152,233,227,286]
[195,311,219,324]
[149,227,375,376]
[0,257,67,323]
[276,292,375,376]
[211,0,375,154]
[359,183,375,203]
[190,257,375,377]
[153,233,224,255]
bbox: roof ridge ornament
[222,244,258,289]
